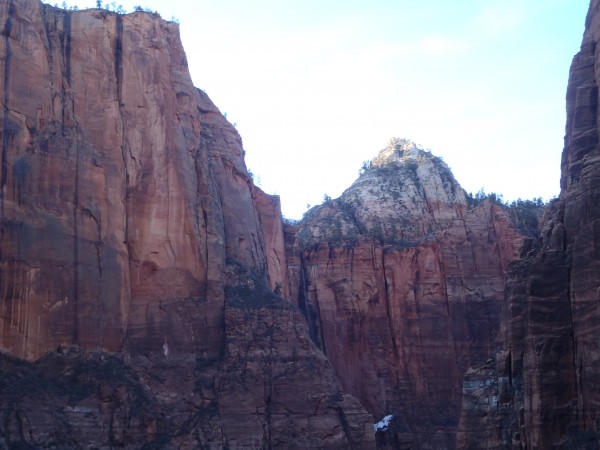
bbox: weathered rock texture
[0,0,374,447]
[288,139,525,449]
[457,0,600,448]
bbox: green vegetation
[282,216,299,227]
[466,188,548,238]
[296,199,360,250]
[46,1,171,19]
[95,1,126,13]
[465,188,506,207]
[358,160,371,176]
[504,197,547,238]
[297,183,548,252]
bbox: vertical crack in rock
[62,10,70,84]
[380,244,400,364]
[195,132,211,299]
[114,14,122,105]
[114,14,131,345]
[59,9,79,345]
[264,309,274,450]
[435,244,452,317]
[83,208,103,278]
[0,0,15,300]
[489,207,507,276]
[72,141,80,345]
[0,0,13,192]
[298,253,326,353]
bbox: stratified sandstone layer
[0,0,374,447]
[457,0,600,448]
[288,139,524,449]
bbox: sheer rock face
[0,0,244,360]
[289,140,524,449]
[457,1,600,448]
[254,189,291,300]
[0,1,374,447]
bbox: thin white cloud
[417,36,470,54]
[474,2,526,35]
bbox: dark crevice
[380,244,400,364]
[56,8,79,345]
[195,137,208,298]
[115,14,123,104]
[263,312,274,450]
[72,140,80,346]
[1,0,15,194]
[113,13,132,352]
[82,208,103,278]
[333,405,356,447]
[202,208,209,298]
[297,253,326,354]
[567,255,581,426]
[59,12,72,137]
[0,0,16,302]
[62,12,71,85]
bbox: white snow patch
[374,414,394,432]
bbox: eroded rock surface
[288,139,525,449]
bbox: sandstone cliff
[457,0,600,448]
[287,139,525,449]
[0,0,374,447]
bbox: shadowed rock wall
[457,1,600,448]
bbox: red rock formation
[0,0,374,447]
[457,1,600,448]
[288,139,525,448]
[253,189,291,300]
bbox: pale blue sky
[50,0,589,218]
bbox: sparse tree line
[47,1,179,24]
[466,188,548,238]
[465,188,546,209]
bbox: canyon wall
[457,0,600,448]
[0,1,374,447]
[0,0,580,447]
[287,140,525,449]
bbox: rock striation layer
[0,0,374,447]
[457,0,600,448]
[287,139,525,449]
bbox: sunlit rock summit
[287,137,524,448]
